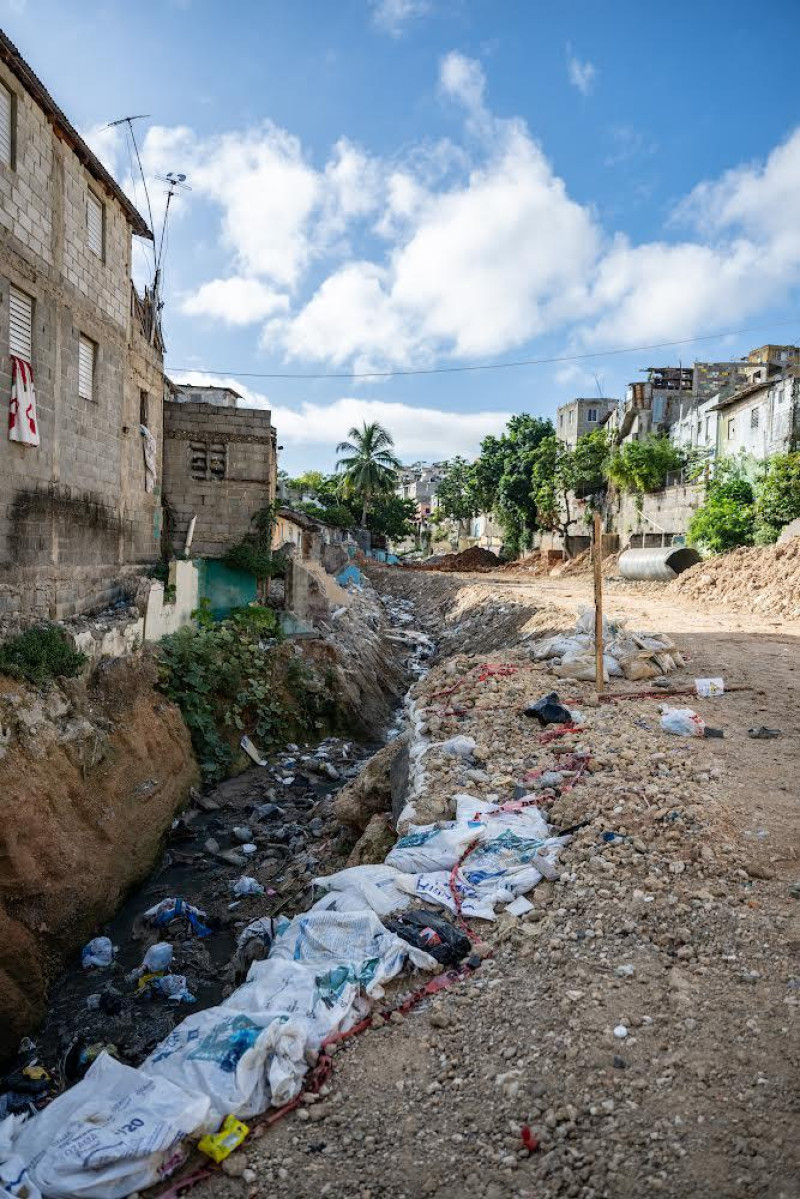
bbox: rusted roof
[0,29,152,238]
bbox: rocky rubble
[198,570,799,1199]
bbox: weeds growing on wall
[157,605,338,781]
[0,624,87,686]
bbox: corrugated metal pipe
[618,546,702,581]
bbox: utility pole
[593,511,604,694]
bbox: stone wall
[162,400,277,557]
[0,54,161,629]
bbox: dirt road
[199,568,798,1199]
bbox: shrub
[687,477,755,553]
[157,612,335,781]
[753,452,800,544]
[0,624,87,686]
[605,435,685,494]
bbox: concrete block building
[556,398,618,448]
[163,383,278,558]
[0,31,163,629]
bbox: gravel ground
[193,569,799,1199]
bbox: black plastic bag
[384,909,472,966]
[525,691,573,726]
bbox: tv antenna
[106,115,155,261]
[151,172,191,333]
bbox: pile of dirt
[423,546,501,573]
[671,536,800,617]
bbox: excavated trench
[2,591,435,1110]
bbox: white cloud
[170,370,510,465]
[370,0,430,38]
[269,59,600,369]
[439,51,486,115]
[181,277,289,325]
[566,44,597,96]
[159,53,800,379]
[673,127,800,253]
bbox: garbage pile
[528,608,685,683]
[0,783,569,1196]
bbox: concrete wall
[617,482,705,544]
[162,400,277,558]
[0,54,161,629]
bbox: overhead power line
[165,318,799,382]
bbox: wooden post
[593,512,604,694]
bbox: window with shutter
[87,191,104,258]
[750,406,760,430]
[78,336,95,400]
[9,287,33,360]
[0,82,11,168]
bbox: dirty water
[15,593,434,1104]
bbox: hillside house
[714,370,800,462]
[0,30,162,629]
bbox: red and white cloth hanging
[8,355,40,447]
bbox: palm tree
[336,421,401,527]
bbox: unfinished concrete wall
[162,400,277,558]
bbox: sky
[2,0,800,473]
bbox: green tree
[288,469,327,494]
[436,456,481,531]
[753,452,800,543]
[367,493,417,541]
[336,421,401,526]
[532,429,610,556]
[605,434,685,494]
[687,475,755,553]
[493,415,554,555]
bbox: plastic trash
[748,726,781,739]
[383,910,472,966]
[660,706,706,738]
[525,692,573,727]
[695,677,724,697]
[142,942,173,974]
[505,895,534,916]
[10,1052,210,1199]
[240,735,267,766]
[312,864,412,918]
[143,897,212,937]
[153,975,196,1003]
[240,843,257,856]
[232,877,265,897]
[198,1114,249,1163]
[81,937,114,969]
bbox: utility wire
[165,318,799,381]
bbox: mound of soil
[670,536,800,617]
[423,546,501,573]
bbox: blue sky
[3,0,800,472]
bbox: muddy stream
[24,594,434,1100]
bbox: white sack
[14,1054,209,1199]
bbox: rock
[346,813,397,866]
[333,736,409,832]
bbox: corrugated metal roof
[0,29,152,239]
